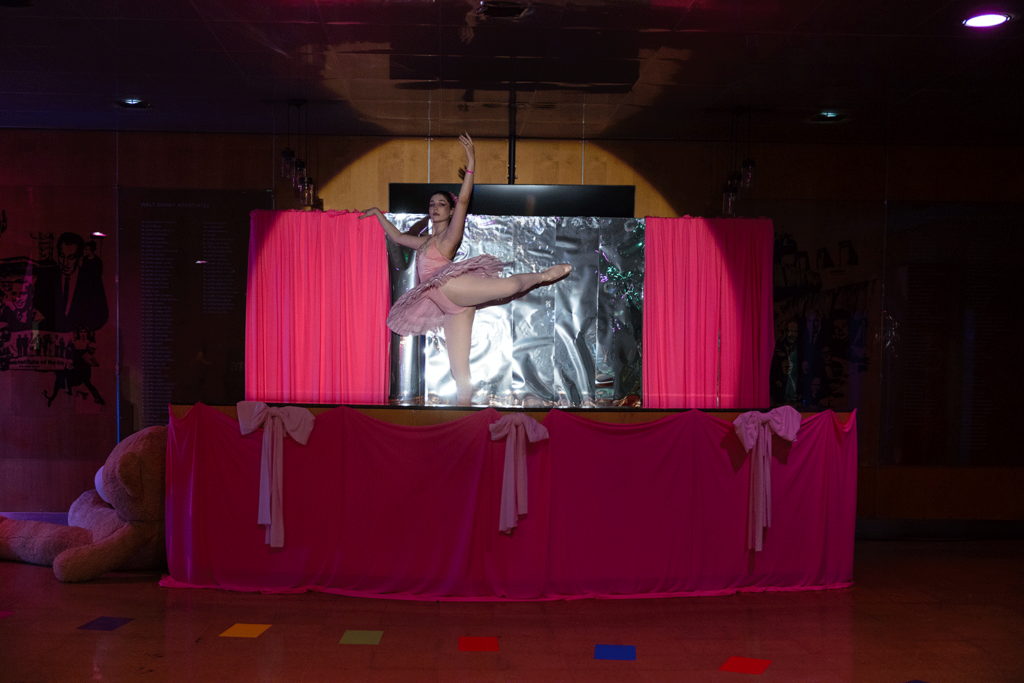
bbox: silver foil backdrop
[386,214,644,407]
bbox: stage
[162,404,857,601]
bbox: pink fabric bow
[237,401,315,548]
[733,405,801,551]
[489,413,549,534]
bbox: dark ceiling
[1,0,1022,145]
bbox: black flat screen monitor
[389,184,635,218]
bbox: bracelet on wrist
[465,169,474,174]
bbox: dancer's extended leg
[440,263,571,308]
[443,308,475,406]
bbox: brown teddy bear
[0,425,167,582]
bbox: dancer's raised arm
[435,133,475,257]
[359,207,429,249]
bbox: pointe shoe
[542,263,572,283]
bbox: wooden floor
[1,540,1021,683]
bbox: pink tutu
[386,254,505,336]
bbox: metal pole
[508,84,517,184]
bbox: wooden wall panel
[0,130,115,187]
[290,136,716,218]
[117,132,273,190]
[0,459,102,513]
[888,145,1024,202]
[507,140,586,186]
[587,140,719,218]
[875,467,1024,520]
[306,137,392,212]
[752,143,889,201]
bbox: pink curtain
[716,219,775,407]
[163,404,857,600]
[643,217,774,409]
[245,210,390,404]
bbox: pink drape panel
[164,404,551,599]
[544,409,855,597]
[644,217,721,408]
[643,217,773,409]
[717,219,774,406]
[245,210,390,404]
[163,404,857,600]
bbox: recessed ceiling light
[116,98,152,109]
[811,111,847,123]
[91,231,106,238]
[963,13,1012,27]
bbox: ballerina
[360,132,571,406]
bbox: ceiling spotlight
[116,98,152,109]
[963,13,1012,27]
[811,110,847,123]
[91,231,106,238]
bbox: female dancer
[360,133,571,405]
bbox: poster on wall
[750,201,883,417]
[0,227,108,391]
[0,189,116,462]
[118,189,272,434]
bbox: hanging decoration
[283,99,317,209]
[722,107,756,216]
